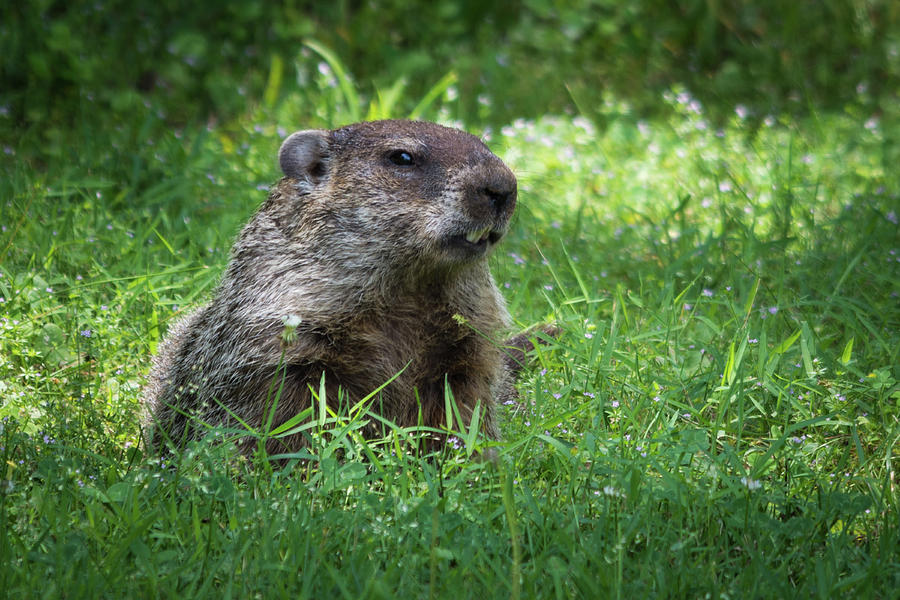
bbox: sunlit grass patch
[1,83,898,596]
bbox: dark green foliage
[1,0,313,124]
[518,1,899,124]
[2,0,897,131]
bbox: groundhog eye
[388,150,415,166]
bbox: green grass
[1,83,899,598]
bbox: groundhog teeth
[465,228,491,243]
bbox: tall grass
[1,80,898,597]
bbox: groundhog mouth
[447,226,504,256]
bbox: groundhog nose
[483,185,515,214]
[479,168,517,216]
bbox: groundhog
[144,119,536,457]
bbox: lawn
[2,45,899,600]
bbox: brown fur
[144,120,528,456]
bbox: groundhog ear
[278,130,330,182]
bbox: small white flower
[602,485,625,498]
[740,476,762,490]
[281,314,302,344]
[282,314,302,328]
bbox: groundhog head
[277,120,517,273]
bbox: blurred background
[3,0,898,134]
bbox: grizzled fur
[144,120,526,455]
